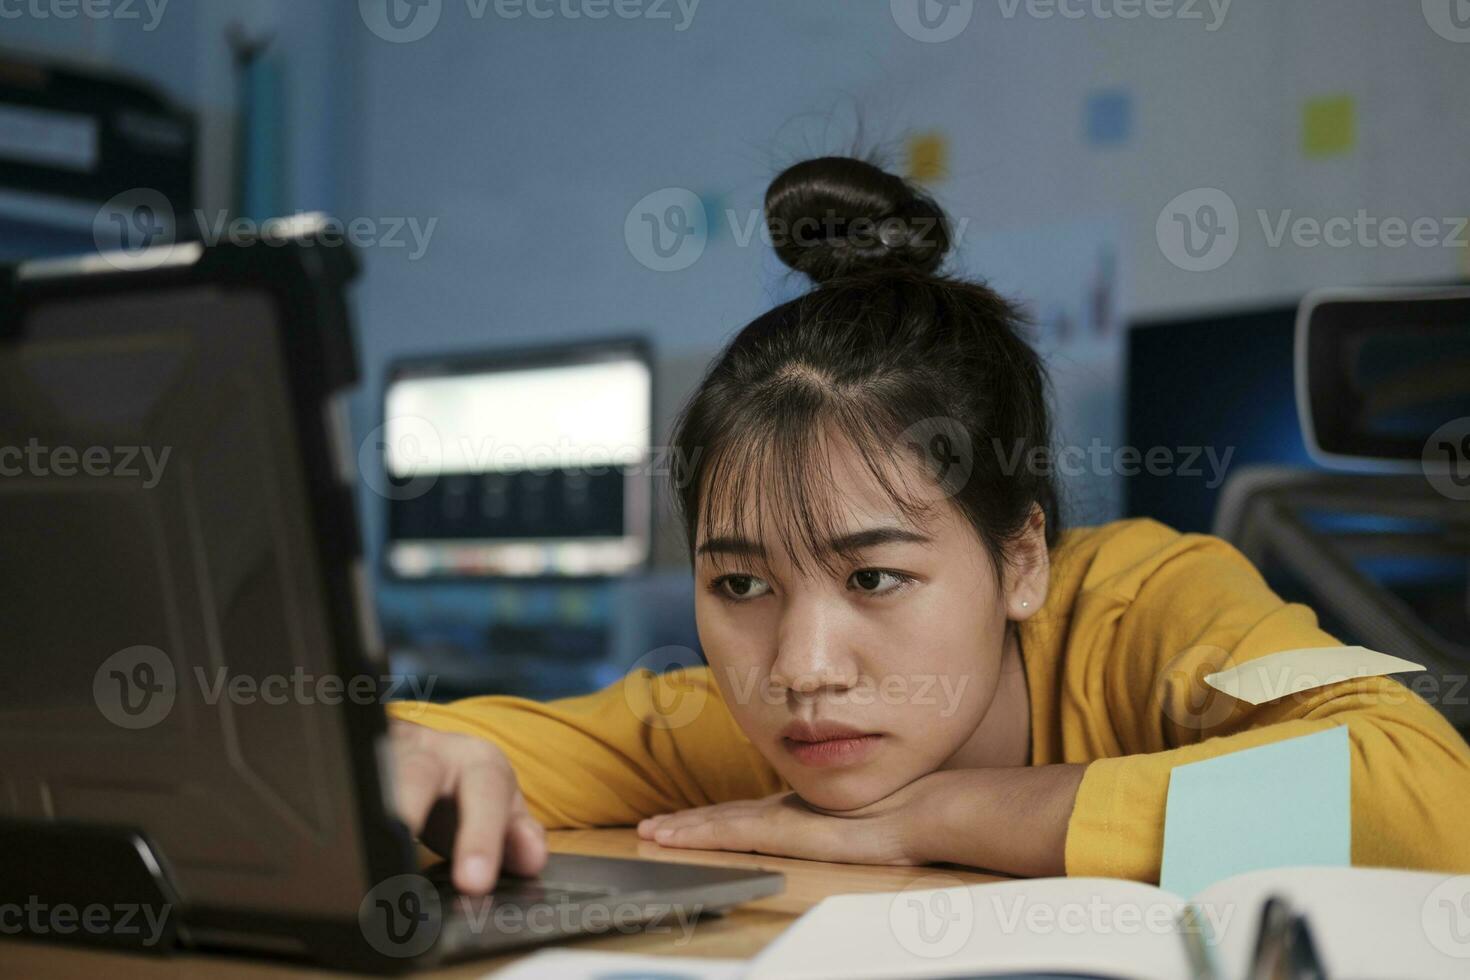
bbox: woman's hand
[388,718,548,895]
[635,780,929,866]
[637,764,1086,876]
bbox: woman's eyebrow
[696,526,932,558]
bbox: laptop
[0,219,783,972]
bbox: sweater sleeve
[1063,536,1470,882]
[384,666,786,829]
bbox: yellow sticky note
[906,132,948,183]
[1204,645,1423,705]
[1302,95,1356,157]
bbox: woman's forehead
[693,436,950,567]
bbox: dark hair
[669,156,1060,588]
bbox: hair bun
[764,156,951,285]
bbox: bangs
[692,381,946,580]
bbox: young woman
[387,156,1470,897]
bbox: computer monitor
[381,339,654,579]
[1124,304,1312,533]
[1296,287,1470,471]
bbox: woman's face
[693,433,1047,811]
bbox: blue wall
[8,0,1468,688]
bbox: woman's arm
[1055,536,1470,882]
[905,763,1086,877]
[388,665,785,828]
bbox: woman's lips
[781,733,883,768]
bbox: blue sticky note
[1160,726,1351,898]
[1085,88,1133,146]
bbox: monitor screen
[381,340,653,579]
[1297,288,1470,468]
[1124,305,1313,533]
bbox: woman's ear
[1003,504,1050,621]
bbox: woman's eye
[847,569,912,596]
[712,574,771,601]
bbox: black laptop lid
[0,229,412,952]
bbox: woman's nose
[768,599,860,694]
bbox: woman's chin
[786,772,910,812]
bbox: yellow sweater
[387,518,1470,881]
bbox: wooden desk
[5,828,1005,978]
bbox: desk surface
[6,828,1005,978]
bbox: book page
[1192,866,1470,980]
[747,876,1191,980]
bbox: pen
[1248,895,1330,980]
[1179,904,1220,980]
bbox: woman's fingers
[502,810,549,878]
[391,742,448,837]
[389,721,545,896]
[449,753,516,894]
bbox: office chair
[1213,288,1470,734]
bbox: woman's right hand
[388,718,548,895]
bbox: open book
[745,866,1469,979]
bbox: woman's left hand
[635,779,931,866]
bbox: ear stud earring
[1021,600,1030,608]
